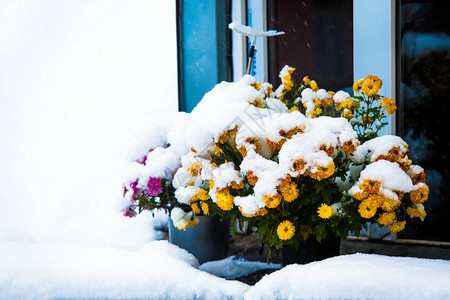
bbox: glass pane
[397,0,450,241]
[267,0,353,91]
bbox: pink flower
[146,177,162,197]
[130,180,142,199]
[123,207,137,218]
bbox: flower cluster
[121,112,192,228]
[349,135,428,233]
[124,65,428,254]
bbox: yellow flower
[264,194,282,209]
[188,162,202,177]
[191,202,200,214]
[317,203,334,219]
[201,202,210,215]
[208,179,215,190]
[246,171,258,186]
[194,189,210,201]
[381,97,397,115]
[309,162,335,181]
[358,199,377,219]
[410,184,429,204]
[277,220,296,240]
[343,139,359,154]
[231,181,244,190]
[289,106,300,112]
[360,179,381,194]
[406,205,426,219]
[361,78,380,97]
[365,75,383,88]
[216,190,234,211]
[388,220,406,233]
[280,182,299,202]
[381,197,399,212]
[302,76,310,85]
[213,143,224,156]
[251,81,262,91]
[309,80,319,92]
[353,79,364,93]
[378,212,396,225]
[342,109,354,119]
[239,207,268,218]
[218,126,238,144]
[352,190,368,201]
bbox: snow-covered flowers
[123,65,428,254]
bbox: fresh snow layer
[199,256,280,280]
[244,253,450,300]
[0,240,249,300]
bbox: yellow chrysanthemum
[194,189,210,201]
[361,78,380,97]
[309,162,335,181]
[251,81,262,91]
[280,182,299,202]
[208,179,215,190]
[201,202,210,215]
[263,194,282,209]
[216,190,234,211]
[358,199,377,219]
[188,162,202,177]
[365,75,383,88]
[388,220,406,233]
[353,79,364,93]
[381,197,399,212]
[378,212,396,225]
[360,179,381,194]
[406,206,426,219]
[246,171,258,186]
[239,207,268,218]
[289,106,300,112]
[302,76,310,85]
[317,203,334,219]
[282,75,294,92]
[277,220,296,240]
[381,97,397,115]
[343,139,359,154]
[191,202,200,214]
[231,181,245,190]
[342,109,354,119]
[410,185,429,204]
[309,80,319,92]
[218,126,238,144]
[352,190,368,201]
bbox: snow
[244,253,450,300]
[0,240,249,299]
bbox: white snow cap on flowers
[123,112,190,188]
[352,135,408,164]
[234,194,266,216]
[333,90,351,103]
[212,162,243,190]
[170,208,197,230]
[309,116,358,145]
[357,160,414,193]
[301,88,318,114]
[185,75,262,152]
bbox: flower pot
[168,215,230,265]
[281,236,341,266]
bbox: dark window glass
[267,0,353,92]
[396,0,450,241]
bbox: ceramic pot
[168,215,230,264]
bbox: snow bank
[244,253,450,300]
[0,240,249,299]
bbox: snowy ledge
[1,240,450,299]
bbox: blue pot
[168,215,230,264]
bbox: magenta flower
[123,207,137,218]
[129,180,142,199]
[146,177,162,197]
